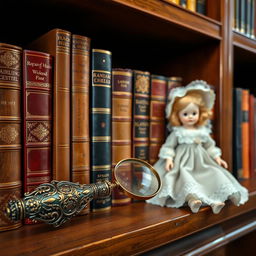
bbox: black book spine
[91,49,112,211]
[196,0,206,15]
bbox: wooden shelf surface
[0,179,256,256]
[233,31,256,54]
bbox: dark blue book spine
[91,49,112,211]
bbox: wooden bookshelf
[1,0,256,254]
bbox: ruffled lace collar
[172,125,211,144]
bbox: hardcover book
[249,94,256,178]
[112,68,133,206]
[91,49,112,211]
[0,43,22,231]
[149,75,167,165]
[132,70,151,162]
[28,28,71,181]
[23,50,53,224]
[71,34,91,214]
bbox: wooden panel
[0,179,255,256]
[233,32,256,54]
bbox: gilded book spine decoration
[91,49,112,211]
[23,50,53,224]
[71,34,91,214]
[133,70,150,162]
[112,68,133,206]
[149,75,167,165]
[0,43,22,231]
[29,28,71,181]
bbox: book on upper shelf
[90,49,112,212]
[0,43,22,231]
[249,93,256,178]
[23,49,53,224]
[149,75,168,165]
[28,28,71,181]
[71,34,91,214]
[111,68,133,206]
[196,0,206,15]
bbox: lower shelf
[0,179,256,256]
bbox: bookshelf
[0,0,256,255]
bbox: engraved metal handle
[6,180,116,227]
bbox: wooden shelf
[233,31,256,54]
[0,179,256,256]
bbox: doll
[146,80,248,214]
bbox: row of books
[0,28,183,231]
[233,0,255,39]
[166,0,207,15]
[233,87,256,180]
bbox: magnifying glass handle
[6,180,115,227]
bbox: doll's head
[169,91,212,127]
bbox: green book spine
[91,49,112,212]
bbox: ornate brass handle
[6,180,115,227]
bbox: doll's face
[178,103,199,128]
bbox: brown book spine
[132,70,150,162]
[0,43,22,231]
[29,28,71,181]
[112,68,133,206]
[149,75,167,165]
[23,50,53,224]
[249,94,255,178]
[71,34,91,214]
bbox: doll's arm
[158,132,178,171]
[203,135,228,168]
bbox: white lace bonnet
[165,80,216,118]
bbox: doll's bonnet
[165,80,216,118]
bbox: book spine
[242,89,250,178]
[0,43,22,231]
[167,76,182,95]
[91,49,112,211]
[23,50,53,224]
[71,35,91,214]
[196,0,206,15]
[149,75,167,165]
[241,0,246,33]
[132,70,150,162]
[180,0,187,8]
[249,94,255,178]
[187,0,196,11]
[29,29,71,181]
[233,88,243,179]
[112,68,133,206]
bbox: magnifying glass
[6,158,161,227]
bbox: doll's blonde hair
[169,91,212,126]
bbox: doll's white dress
[147,126,248,208]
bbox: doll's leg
[210,202,225,214]
[186,194,202,213]
[228,192,241,206]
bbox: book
[167,76,182,95]
[28,28,71,181]
[0,43,22,231]
[187,0,196,12]
[111,68,133,206]
[180,0,187,8]
[91,49,112,212]
[241,88,250,179]
[149,75,167,165]
[71,34,91,214]
[196,0,206,15]
[249,93,256,178]
[233,88,243,179]
[132,70,151,162]
[23,50,53,224]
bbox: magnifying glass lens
[114,159,161,200]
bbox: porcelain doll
[147,80,248,214]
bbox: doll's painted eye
[183,113,188,116]
[193,112,197,116]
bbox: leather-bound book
[249,94,256,178]
[71,34,91,214]
[167,76,182,95]
[28,28,71,181]
[132,70,150,162]
[112,68,133,206]
[233,88,243,179]
[149,75,167,165]
[0,43,22,231]
[91,49,112,212]
[23,50,53,224]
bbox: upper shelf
[0,178,256,256]
[233,31,256,54]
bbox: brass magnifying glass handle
[6,180,116,227]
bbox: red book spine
[23,50,53,224]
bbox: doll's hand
[215,156,228,169]
[165,158,174,171]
